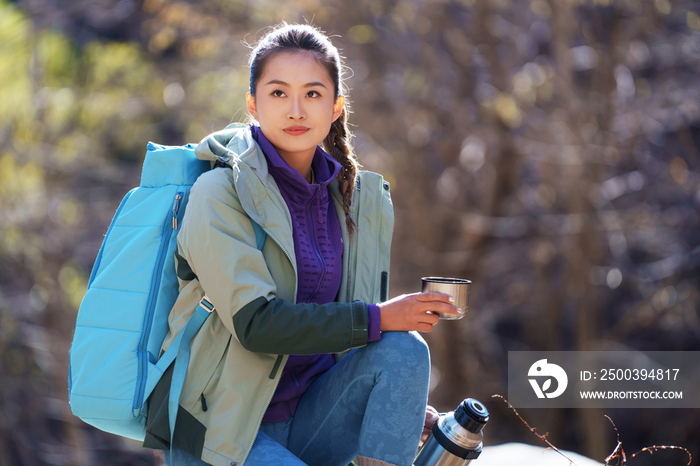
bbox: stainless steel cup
[421,277,471,320]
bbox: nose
[287,95,305,120]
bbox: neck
[276,147,315,183]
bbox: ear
[246,92,257,119]
[332,95,345,122]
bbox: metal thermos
[414,398,489,466]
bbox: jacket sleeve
[177,168,368,354]
[233,297,368,355]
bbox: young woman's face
[246,51,344,163]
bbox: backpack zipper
[172,193,182,229]
[134,190,184,413]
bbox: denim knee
[371,331,430,379]
[378,330,429,355]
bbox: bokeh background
[1,0,699,464]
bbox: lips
[284,126,310,136]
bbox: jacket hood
[193,122,259,169]
[194,123,342,189]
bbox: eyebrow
[263,79,328,89]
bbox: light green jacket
[145,123,394,466]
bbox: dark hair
[249,23,360,238]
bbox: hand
[377,292,461,332]
[419,405,439,449]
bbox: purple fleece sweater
[250,125,380,423]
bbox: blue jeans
[163,331,430,466]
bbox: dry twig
[494,396,692,466]
[603,415,692,466]
[629,445,692,465]
[492,394,577,466]
[603,416,626,466]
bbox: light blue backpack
[68,142,266,443]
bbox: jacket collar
[194,122,347,208]
[193,123,349,262]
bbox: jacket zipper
[372,178,384,301]
[239,195,296,466]
[240,175,373,466]
[346,179,361,300]
[316,186,324,224]
[134,190,183,413]
[248,223,295,374]
[306,190,326,303]
[254,222,297,377]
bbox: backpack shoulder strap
[163,218,265,456]
[251,219,266,251]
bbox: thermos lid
[454,398,489,433]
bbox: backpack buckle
[199,296,215,313]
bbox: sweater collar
[249,124,341,191]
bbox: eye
[307,90,321,98]
[271,90,286,98]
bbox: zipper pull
[200,394,208,412]
[172,193,182,229]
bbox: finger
[425,405,439,423]
[414,292,455,304]
[427,301,461,315]
[419,312,440,326]
[419,436,428,449]
[416,303,459,317]
[417,323,434,332]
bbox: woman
[143,23,459,466]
